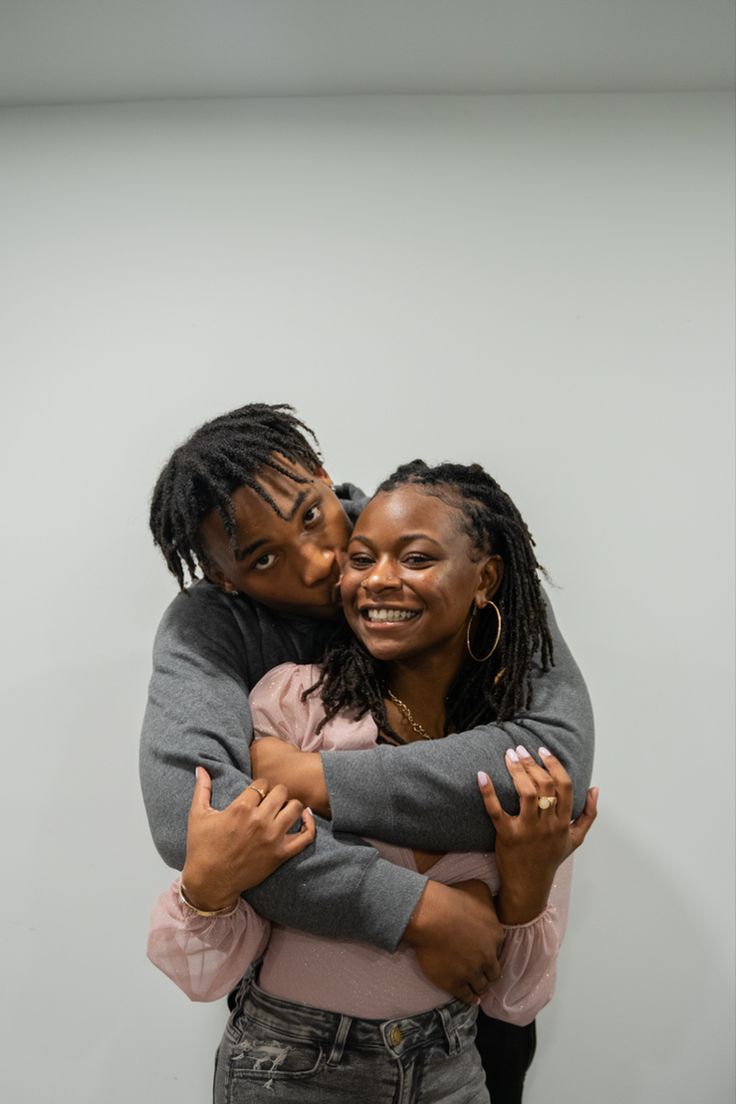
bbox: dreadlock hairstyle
[308,459,553,735]
[149,403,323,589]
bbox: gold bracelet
[179,881,238,917]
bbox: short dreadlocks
[308,459,553,731]
[149,403,323,589]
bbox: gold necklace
[386,688,434,741]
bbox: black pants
[474,1012,537,1104]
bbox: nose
[299,541,337,587]
[362,558,401,594]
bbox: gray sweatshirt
[140,485,594,953]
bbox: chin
[359,637,417,663]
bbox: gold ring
[248,785,268,801]
[537,795,557,811]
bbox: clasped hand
[180,767,315,912]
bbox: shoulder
[156,578,235,635]
[249,663,329,748]
[335,482,369,525]
[250,663,322,706]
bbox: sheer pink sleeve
[147,881,271,1002]
[481,857,573,1026]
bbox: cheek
[432,570,477,616]
[327,505,352,541]
[339,573,359,607]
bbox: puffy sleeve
[147,881,271,1002]
[250,663,377,751]
[481,857,573,1026]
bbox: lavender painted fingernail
[539,747,552,758]
[506,748,519,763]
[515,745,531,759]
[477,771,490,788]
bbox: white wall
[0,93,733,1103]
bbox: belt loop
[436,1004,461,1057]
[233,963,257,1016]
[325,1014,352,1068]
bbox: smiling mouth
[361,608,421,623]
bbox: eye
[303,503,322,526]
[403,553,433,567]
[253,552,277,571]
[348,552,374,569]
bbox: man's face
[199,457,351,620]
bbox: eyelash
[347,553,433,569]
[404,554,432,566]
[250,503,323,571]
[349,554,374,568]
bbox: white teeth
[365,608,419,622]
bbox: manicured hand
[181,767,316,912]
[477,747,598,924]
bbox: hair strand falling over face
[149,403,323,589]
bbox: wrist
[306,754,330,818]
[180,865,239,913]
[494,881,552,926]
[402,880,448,947]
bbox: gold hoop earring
[466,601,502,663]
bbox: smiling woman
[309,459,552,747]
[341,483,503,671]
[147,456,596,1104]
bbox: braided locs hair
[308,460,553,735]
[149,403,323,589]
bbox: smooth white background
[0,92,733,1102]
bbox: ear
[314,465,335,490]
[474,555,504,607]
[202,563,239,595]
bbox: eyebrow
[233,490,309,561]
[349,533,443,549]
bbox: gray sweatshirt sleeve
[139,585,426,952]
[321,596,595,853]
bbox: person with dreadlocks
[141,403,594,1104]
[147,459,597,1104]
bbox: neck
[385,647,465,740]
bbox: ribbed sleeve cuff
[351,859,427,953]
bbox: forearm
[244,815,427,951]
[322,595,594,852]
[481,856,573,1025]
[140,592,426,950]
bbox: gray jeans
[214,976,491,1103]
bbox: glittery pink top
[148,663,572,1025]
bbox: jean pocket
[227,1014,325,1087]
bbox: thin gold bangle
[179,881,238,917]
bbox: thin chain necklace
[386,688,435,741]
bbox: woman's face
[340,485,502,666]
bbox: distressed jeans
[214,975,491,1103]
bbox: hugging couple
[141,402,596,1104]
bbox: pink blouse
[148,663,572,1025]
